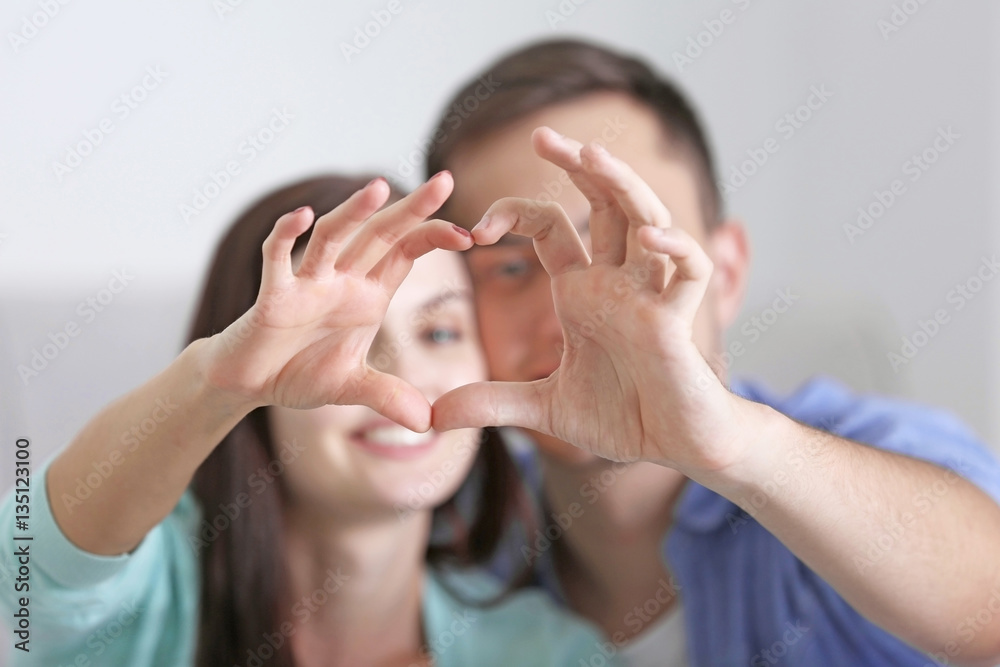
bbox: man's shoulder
[733,374,983,447]
[730,374,1000,503]
[672,376,1000,535]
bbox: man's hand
[433,128,1000,663]
[432,127,751,475]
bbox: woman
[0,173,613,666]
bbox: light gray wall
[0,0,997,659]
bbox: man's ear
[707,220,750,329]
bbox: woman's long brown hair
[186,175,533,667]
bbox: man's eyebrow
[489,216,590,246]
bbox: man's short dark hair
[425,38,723,229]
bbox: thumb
[350,368,433,432]
[431,380,548,432]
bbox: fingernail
[591,142,608,155]
[367,177,385,188]
[451,224,472,238]
[294,206,309,214]
[472,214,492,234]
[430,170,451,181]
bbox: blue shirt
[503,376,1000,666]
[669,376,1000,665]
[0,458,616,666]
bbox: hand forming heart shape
[204,128,750,474]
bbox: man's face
[444,92,742,460]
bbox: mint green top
[0,458,613,666]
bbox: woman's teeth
[360,426,434,447]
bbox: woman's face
[270,249,486,519]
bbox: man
[426,40,1000,665]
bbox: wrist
[185,336,266,416]
[686,397,800,500]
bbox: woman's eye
[425,327,461,344]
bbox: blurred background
[0,4,997,656]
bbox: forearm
[48,337,256,556]
[700,398,1000,663]
[540,455,683,636]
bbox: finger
[431,380,547,432]
[579,141,671,228]
[349,367,433,432]
[335,171,453,275]
[532,126,629,266]
[578,140,673,272]
[260,206,315,289]
[297,178,391,279]
[638,226,714,322]
[367,220,474,292]
[471,197,590,276]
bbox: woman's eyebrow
[417,287,471,314]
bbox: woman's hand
[203,173,472,432]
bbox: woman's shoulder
[423,568,619,667]
[0,458,203,664]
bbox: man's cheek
[477,313,522,380]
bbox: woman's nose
[367,336,449,404]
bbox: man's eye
[495,258,529,278]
